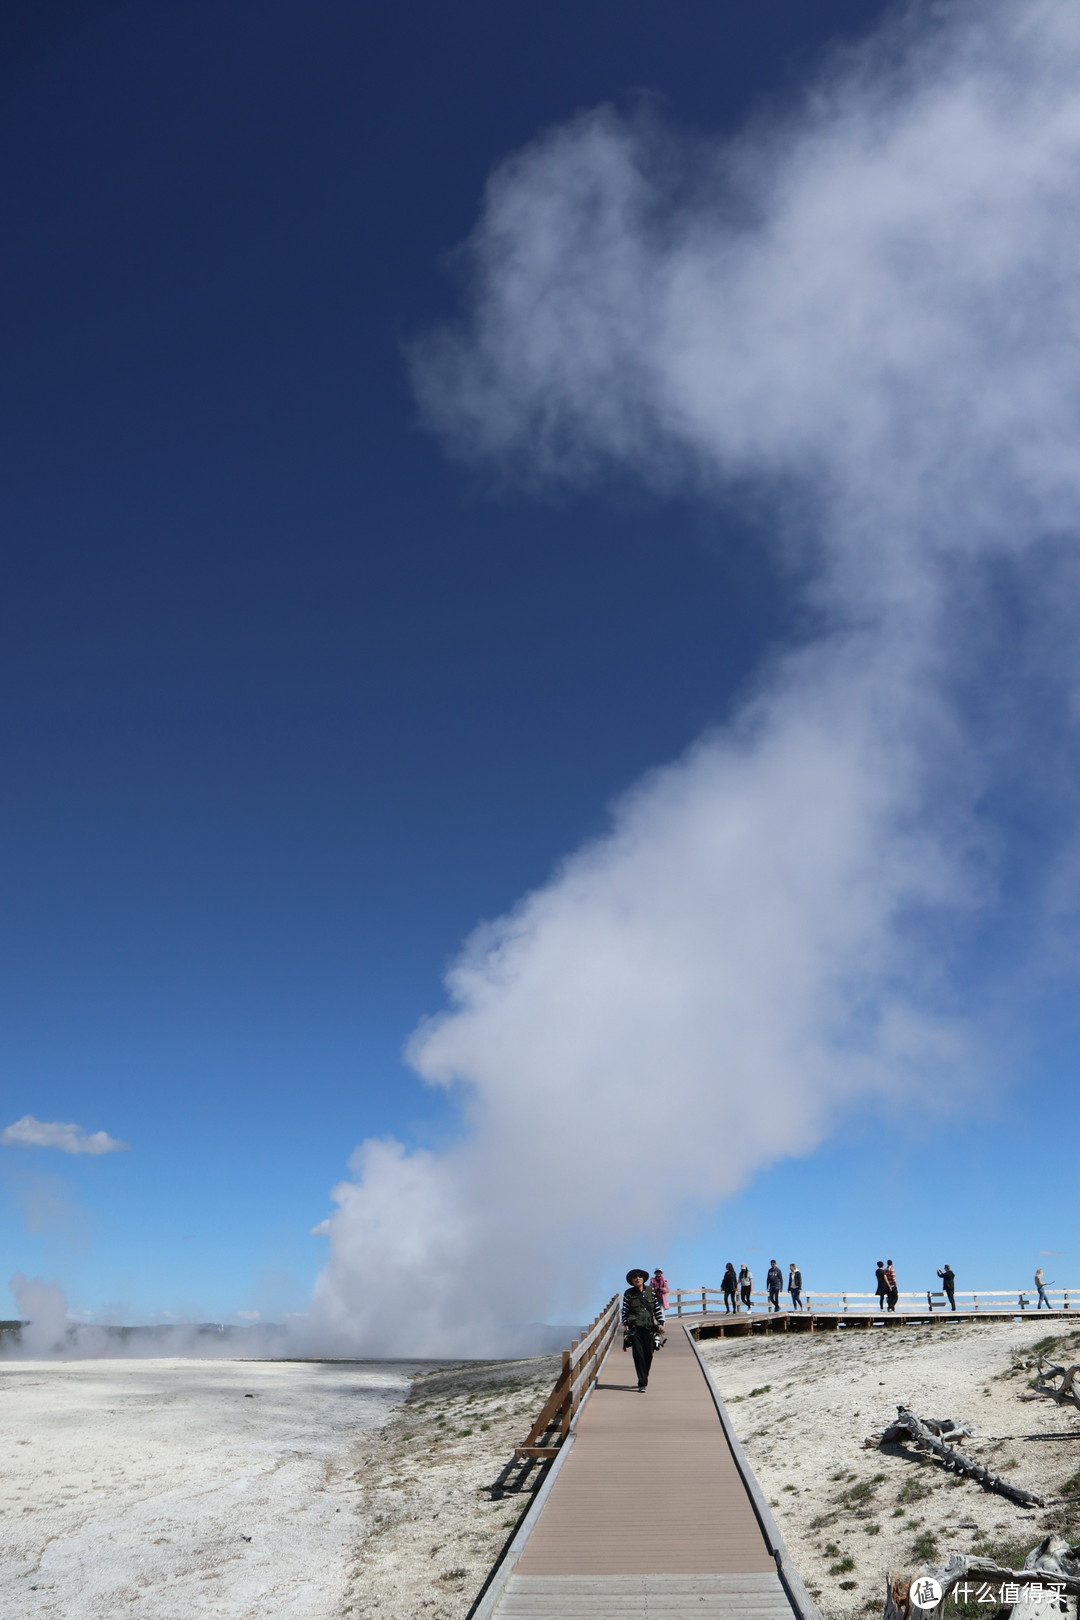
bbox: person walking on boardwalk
[649,1268,669,1310]
[766,1260,783,1313]
[622,1269,664,1391]
[937,1264,956,1310]
[738,1263,753,1310]
[1035,1267,1054,1309]
[884,1258,898,1312]
[788,1263,803,1310]
[875,1261,888,1311]
[722,1262,739,1313]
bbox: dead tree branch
[1020,1359,1080,1415]
[873,1405,1045,1508]
[884,1537,1080,1620]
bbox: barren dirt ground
[338,1353,560,1620]
[699,1318,1080,1618]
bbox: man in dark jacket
[937,1265,956,1310]
[622,1269,664,1391]
[766,1260,783,1312]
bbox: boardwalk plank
[498,1572,794,1619]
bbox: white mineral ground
[0,1355,415,1619]
[3,1320,1079,1620]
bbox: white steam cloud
[311,0,1080,1354]
[1,1116,130,1154]
[8,1274,70,1355]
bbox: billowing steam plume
[310,0,1080,1354]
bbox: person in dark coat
[766,1260,783,1313]
[788,1263,803,1310]
[936,1265,956,1310]
[874,1261,888,1311]
[621,1268,665,1391]
[721,1262,739,1313]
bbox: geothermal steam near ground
[303,0,1080,1354]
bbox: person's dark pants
[945,1290,956,1310]
[628,1327,655,1388]
[723,1291,736,1313]
[789,1289,802,1310]
[768,1287,780,1312]
[888,1289,898,1312]
[741,1286,752,1309]
[877,1293,887,1312]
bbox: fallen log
[868,1416,972,1448]
[884,1537,1080,1620]
[1020,1359,1080,1415]
[876,1406,1044,1508]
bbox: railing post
[701,1287,707,1315]
[973,1294,979,1311]
[677,1291,683,1318]
[842,1294,848,1313]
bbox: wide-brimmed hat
[626,1269,649,1284]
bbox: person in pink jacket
[649,1269,669,1309]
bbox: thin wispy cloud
[14,1171,92,1251]
[1,1116,130,1155]
[308,0,1080,1354]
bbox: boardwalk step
[496,1572,797,1617]
[509,1575,788,1589]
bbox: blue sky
[2,0,1077,1337]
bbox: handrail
[668,1286,1076,1314]
[515,1294,620,1459]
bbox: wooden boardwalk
[688,1308,1080,1340]
[474,1327,817,1620]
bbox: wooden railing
[515,1294,620,1460]
[669,1286,1076,1315]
